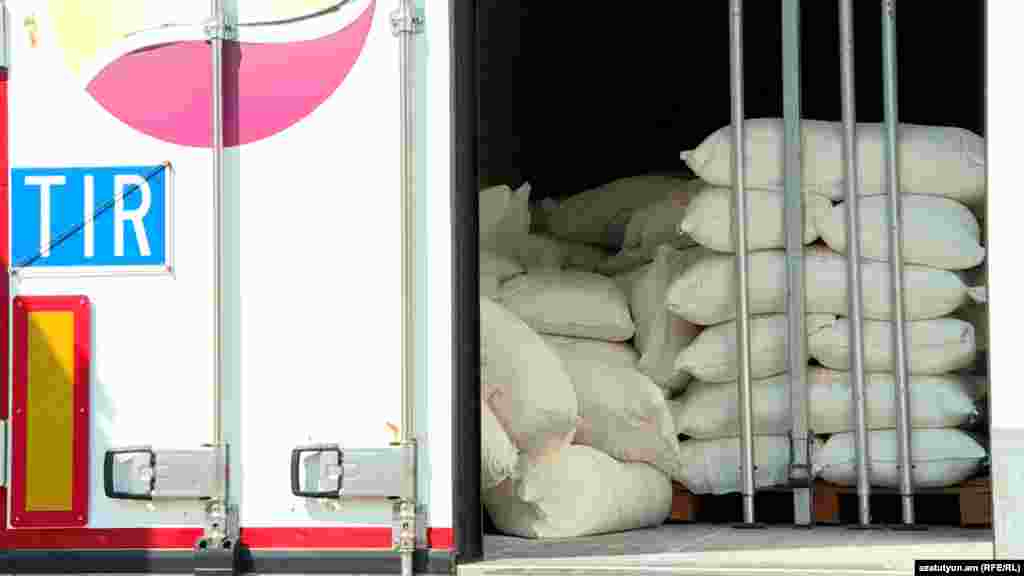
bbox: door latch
[290,444,406,500]
[104,446,223,500]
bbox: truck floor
[470,524,993,575]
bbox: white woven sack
[666,246,985,326]
[481,182,533,258]
[669,368,978,440]
[674,314,836,383]
[622,179,703,257]
[598,247,656,276]
[629,245,708,396]
[483,445,671,539]
[679,186,828,252]
[480,297,579,459]
[554,346,683,481]
[809,317,977,375]
[498,270,635,341]
[547,175,691,248]
[678,435,822,495]
[480,184,512,242]
[542,335,639,369]
[682,118,986,206]
[813,194,986,270]
[482,400,520,491]
[480,275,501,299]
[813,429,987,488]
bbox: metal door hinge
[390,7,423,36]
[392,502,427,549]
[104,445,226,501]
[0,420,7,488]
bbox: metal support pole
[211,0,225,464]
[838,0,873,529]
[881,0,920,530]
[729,0,758,528]
[392,0,421,573]
[782,0,812,527]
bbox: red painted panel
[10,296,91,528]
[0,526,453,550]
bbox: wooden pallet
[670,477,992,527]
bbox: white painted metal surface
[6,0,215,528]
[2,0,454,534]
[987,0,1023,561]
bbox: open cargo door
[1,0,453,573]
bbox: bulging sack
[674,314,836,383]
[682,118,986,206]
[679,186,828,252]
[669,368,979,440]
[629,245,708,395]
[512,234,611,273]
[542,335,640,369]
[482,400,520,491]
[481,182,533,257]
[622,179,703,257]
[498,270,635,341]
[809,317,977,375]
[554,345,683,482]
[813,194,986,271]
[813,429,987,488]
[483,445,672,539]
[678,435,822,495]
[547,175,692,248]
[480,297,579,459]
[665,246,985,326]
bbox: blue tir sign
[11,165,169,269]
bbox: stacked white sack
[679,185,829,252]
[812,194,986,271]
[669,367,979,440]
[549,341,684,482]
[681,118,985,206]
[497,270,636,341]
[620,245,709,397]
[547,174,696,250]
[808,317,977,375]
[483,445,672,538]
[480,297,579,460]
[665,245,985,326]
[673,314,837,383]
[813,429,987,488]
[678,435,824,495]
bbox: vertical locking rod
[881,0,921,530]
[838,0,873,529]
[729,0,758,528]
[782,0,813,527]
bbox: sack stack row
[671,118,989,492]
[477,118,991,538]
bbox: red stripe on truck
[0,527,455,550]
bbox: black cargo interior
[455,0,989,563]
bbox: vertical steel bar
[211,0,225,460]
[730,0,757,526]
[838,0,872,527]
[396,1,418,574]
[782,0,812,526]
[881,0,916,526]
[399,0,416,447]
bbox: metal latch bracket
[104,445,225,501]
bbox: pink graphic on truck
[84,1,375,148]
